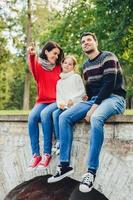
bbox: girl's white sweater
[56,71,86,108]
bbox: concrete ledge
[0,115,28,122]
[0,114,133,200]
[0,114,132,123]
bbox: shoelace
[41,155,48,162]
[82,173,94,185]
[54,166,61,176]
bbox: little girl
[52,55,86,154]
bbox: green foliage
[41,0,133,98]
[0,0,132,109]
[40,0,96,64]
[93,0,133,97]
[3,56,25,109]
[0,17,12,109]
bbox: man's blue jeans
[28,102,57,156]
[59,95,126,170]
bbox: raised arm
[27,45,38,81]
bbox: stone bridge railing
[0,114,133,200]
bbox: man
[48,32,126,192]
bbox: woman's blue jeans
[28,102,57,156]
[59,95,126,170]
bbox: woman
[27,41,64,171]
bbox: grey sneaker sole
[36,165,48,170]
[48,169,74,183]
[26,166,38,172]
[79,184,93,193]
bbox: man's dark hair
[80,32,97,42]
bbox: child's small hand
[67,99,74,108]
[82,95,88,101]
[59,104,65,110]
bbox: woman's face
[45,48,60,64]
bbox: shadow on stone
[4,175,109,200]
[69,186,109,200]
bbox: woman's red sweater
[28,54,61,104]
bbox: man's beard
[84,49,95,54]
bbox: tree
[40,0,95,66]
[93,0,133,108]
[23,0,32,110]
[40,0,133,107]
[0,16,12,109]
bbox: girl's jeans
[59,95,126,170]
[52,108,65,142]
[28,102,57,156]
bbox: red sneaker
[27,154,42,171]
[37,153,52,168]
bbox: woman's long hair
[39,41,64,65]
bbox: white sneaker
[52,141,60,155]
[55,148,60,155]
[79,172,95,193]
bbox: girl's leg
[52,108,64,142]
[40,102,57,154]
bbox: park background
[0,0,133,113]
[0,1,133,200]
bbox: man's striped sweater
[83,51,126,105]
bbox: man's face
[81,35,98,54]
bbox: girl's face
[62,57,75,73]
[45,47,60,64]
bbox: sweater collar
[88,51,102,62]
[60,71,75,79]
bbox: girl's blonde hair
[62,55,77,67]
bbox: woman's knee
[40,109,47,121]
[28,110,39,123]
[40,107,53,122]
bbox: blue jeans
[28,102,57,156]
[52,108,65,142]
[59,95,126,170]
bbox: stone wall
[0,115,133,200]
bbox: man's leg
[59,100,97,163]
[88,95,125,170]
[79,95,126,192]
[48,98,96,183]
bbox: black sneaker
[79,172,96,193]
[47,165,74,183]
